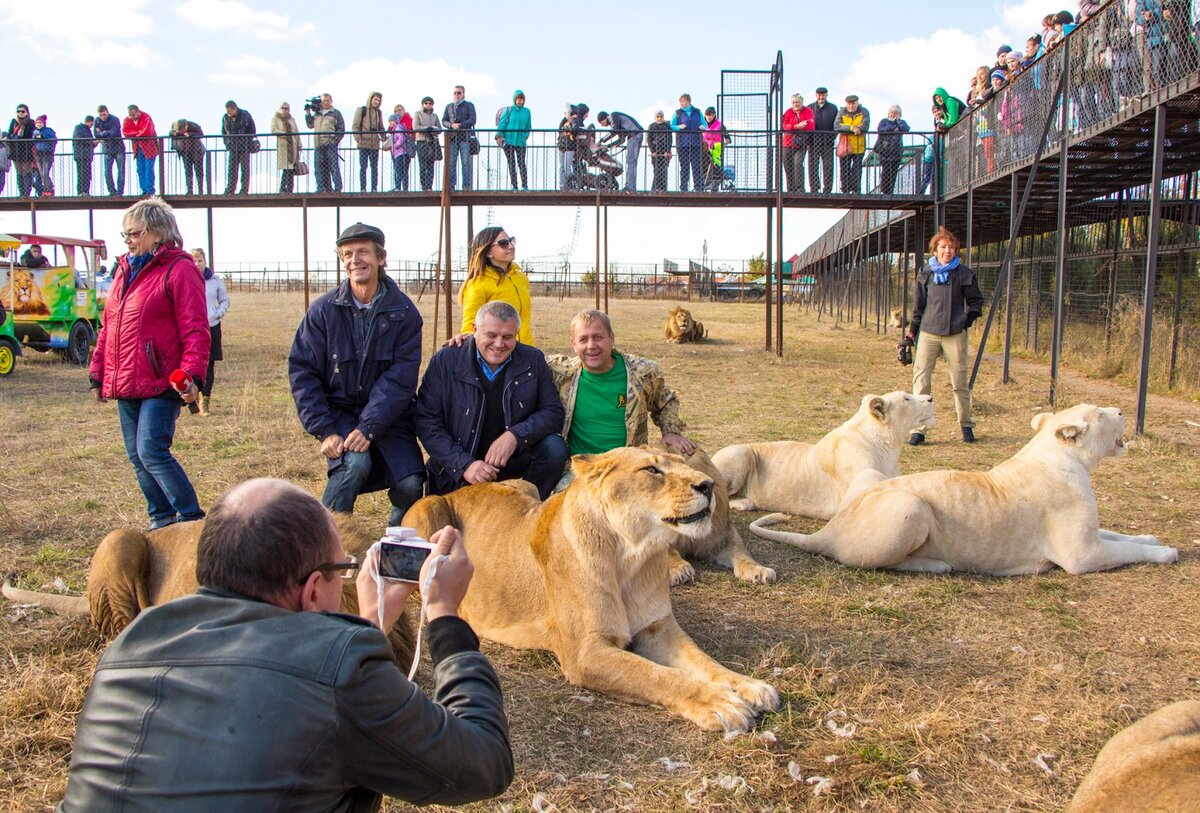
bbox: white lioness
[713,392,934,519]
[402,446,780,734]
[750,405,1179,575]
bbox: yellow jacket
[459,263,534,345]
[834,105,871,155]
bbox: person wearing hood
[906,227,984,446]
[671,93,704,192]
[497,91,531,190]
[932,87,963,130]
[387,104,415,191]
[190,248,229,416]
[352,92,386,192]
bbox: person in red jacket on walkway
[122,104,159,195]
[89,197,210,528]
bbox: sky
[0,0,1051,270]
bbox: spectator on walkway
[6,104,36,198]
[307,93,345,193]
[834,95,869,194]
[387,104,415,192]
[808,87,837,194]
[89,197,209,528]
[907,226,983,446]
[72,115,96,196]
[597,110,644,192]
[701,107,730,191]
[414,96,442,192]
[557,104,583,189]
[271,102,302,194]
[874,104,909,194]
[497,91,531,190]
[932,87,964,129]
[58,478,513,812]
[94,105,125,196]
[994,44,1013,71]
[352,92,386,193]
[977,71,1004,174]
[416,300,567,500]
[999,74,1025,160]
[289,223,426,525]
[32,115,57,197]
[1133,0,1165,89]
[221,100,256,196]
[647,110,673,193]
[190,248,228,416]
[459,226,534,346]
[671,93,704,192]
[170,119,206,196]
[122,105,158,196]
[782,93,814,193]
[442,85,476,191]
[968,65,992,107]
[0,141,8,195]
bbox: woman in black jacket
[646,110,673,193]
[906,227,984,445]
[6,104,36,197]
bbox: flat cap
[336,222,385,246]
[845,94,859,102]
[815,86,829,94]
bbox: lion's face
[1032,404,1126,463]
[0,268,49,315]
[670,308,695,335]
[570,447,715,543]
[864,391,934,434]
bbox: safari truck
[0,233,108,367]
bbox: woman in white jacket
[191,248,230,416]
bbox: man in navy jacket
[288,223,426,524]
[415,301,568,499]
[93,104,125,196]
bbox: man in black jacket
[597,110,644,192]
[71,116,96,196]
[93,105,125,196]
[58,477,514,811]
[441,85,476,190]
[221,100,256,195]
[807,87,838,194]
[415,300,568,499]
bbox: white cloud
[0,0,159,67]
[209,55,288,88]
[311,58,499,112]
[175,0,316,42]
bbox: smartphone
[378,538,435,583]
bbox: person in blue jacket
[93,105,125,196]
[497,90,531,190]
[415,300,568,500]
[671,93,705,192]
[288,223,426,525]
[31,115,57,196]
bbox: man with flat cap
[834,94,870,194]
[289,222,426,524]
[807,87,838,194]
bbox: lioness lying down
[713,392,933,520]
[750,405,1179,575]
[402,446,780,733]
[3,513,415,663]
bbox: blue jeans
[448,136,472,189]
[315,144,342,192]
[392,154,411,191]
[623,132,642,191]
[117,398,204,529]
[678,145,703,191]
[135,153,155,195]
[498,434,570,500]
[103,152,125,195]
[322,450,425,525]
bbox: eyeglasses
[495,237,516,249]
[298,554,359,584]
[16,109,27,115]
[120,229,145,240]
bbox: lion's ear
[1032,412,1053,432]
[570,455,596,476]
[1055,422,1087,443]
[867,395,887,422]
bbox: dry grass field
[2,292,1198,812]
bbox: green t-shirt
[567,354,628,455]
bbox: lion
[664,306,706,343]
[3,512,415,663]
[888,308,908,330]
[0,267,51,316]
[401,446,781,733]
[713,392,933,520]
[749,405,1180,576]
[1067,700,1200,813]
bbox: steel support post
[1135,104,1167,434]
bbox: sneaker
[908,433,925,446]
[962,427,976,443]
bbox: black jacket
[808,100,839,133]
[6,117,34,161]
[911,260,984,337]
[221,108,257,154]
[647,121,673,154]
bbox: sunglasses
[495,237,516,249]
[298,555,360,584]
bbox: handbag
[835,133,850,158]
[468,134,481,156]
[249,138,262,154]
[293,161,309,176]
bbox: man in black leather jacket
[58,478,513,812]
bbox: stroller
[565,136,623,191]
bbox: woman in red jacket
[781,93,814,193]
[89,198,210,528]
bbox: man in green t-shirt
[546,309,695,457]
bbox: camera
[378,528,436,583]
[897,336,914,366]
[303,96,323,114]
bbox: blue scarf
[126,252,153,287]
[203,267,213,281]
[929,255,959,285]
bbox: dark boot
[908,433,925,446]
[961,427,976,443]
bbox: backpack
[496,106,511,126]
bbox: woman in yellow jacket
[459,225,535,345]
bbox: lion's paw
[669,558,697,586]
[1134,534,1162,546]
[729,676,781,713]
[734,562,777,584]
[1150,546,1179,564]
[728,498,757,512]
[682,685,758,734]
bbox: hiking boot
[962,427,976,443]
[908,433,925,446]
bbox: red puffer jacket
[89,245,210,400]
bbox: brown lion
[3,513,415,663]
[664,306,706,343]
[0,267,51,316]
[402,446,780,733]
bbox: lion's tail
[3,572,89,615]
[749,513,827,553]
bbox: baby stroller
[565,138,623,191]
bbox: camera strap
[366,541,448,682]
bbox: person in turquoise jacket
[497,90,531,190]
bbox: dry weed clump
[1,293,1198,813]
